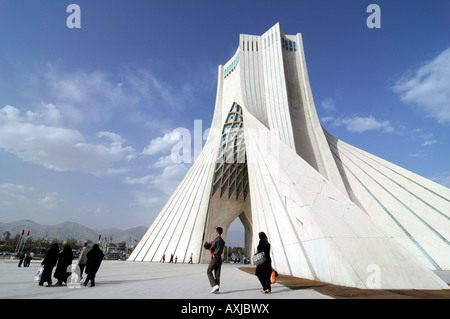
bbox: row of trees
[1,233,247,261]
[0,233,80,255]
[223,246,247,263]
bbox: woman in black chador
[84,244,104,287]
[54,245,73,286]
[39,243,59,286]
[255,232,272,294]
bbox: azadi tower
[129,23,449,289]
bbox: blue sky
[0,0,449,232]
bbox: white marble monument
[129,23,449,289]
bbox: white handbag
[34,266,44,282]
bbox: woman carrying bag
[39,243,59,286]
[54,245,73,286]
[83,244,104,287]
[255,232,272,294]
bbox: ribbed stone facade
[129,23,449,289]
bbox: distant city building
[2,231,11,241]
[129,23,450,289]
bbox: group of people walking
[17,251,34,267]
[38,243,104,287]
[30,228,274,294]
[205,227,274,294]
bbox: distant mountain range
[0,220,147,243]
[0,219,245,248]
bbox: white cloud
[0,105,136,174]
[422,140,437,146]
[133,192,164,208]
[393,47,450,124]
[153,155,178,168]
[124,132,191,209]
[0,183,59,211]
[123,175,153,185]
[152,164,189,194]
[332,115,394,133]
[45,66,126,105]
[321,97,336,113]
[39,64,191,127]
[20,64,169,128]
[95,131,137,162]
[320,116,334,124]
[25,103,62,126]
[125,162,190,210]
[430,172,450,188]
[0,105,21,121]
[124,163,188,192]
[43,67,126,124]
[415,132,437,147]
[141,131,182,155]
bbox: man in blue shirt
[207,227,225,294]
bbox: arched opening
[223,217,249,263]
[200,197,252,263]
[227,217,245,248]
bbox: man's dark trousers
[207,255,222,287]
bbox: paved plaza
[2,258,449,301]
[1,258,449,318]
[0,259,332,299]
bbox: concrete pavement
[0,259,331,299]
[2,259,449,300]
